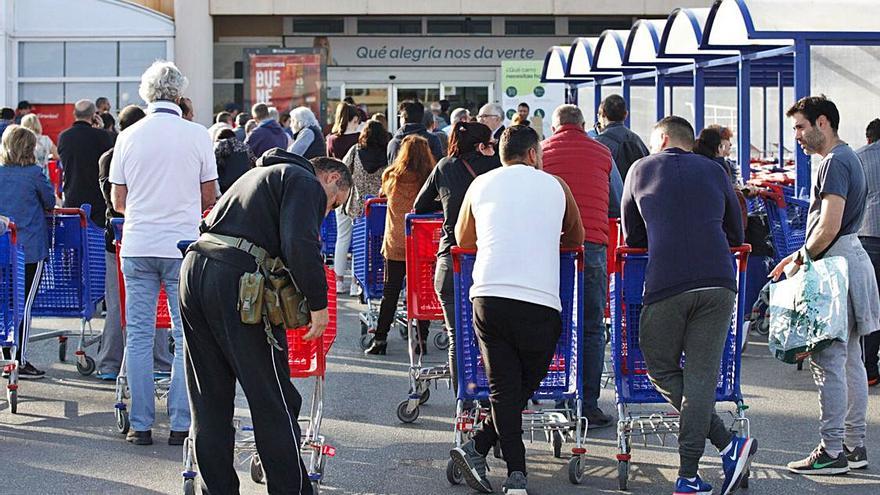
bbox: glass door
[440,83,493,119]
[342,84,391,125]
[391,84,441,133]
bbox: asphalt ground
[2,293,879,495]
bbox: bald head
[74,99,97,122]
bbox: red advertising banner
[246,48,326,122]
[33,103,75,144]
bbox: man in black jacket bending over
[180,149,351,495]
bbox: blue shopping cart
[610,246,751,491]
[31,206,106,375]
[321,210,338,258]
[753,185,808,264]
[448,247,588,485]
[352,197,388,338]
[1,222,25,413]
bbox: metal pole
[794,39,811,194]
[622,77,632,128]
[669,85,674,115]
[593,83,602,122]
[778,71,785,166]
[694,66,705,132]
[762,85,768,155]
[737,57,752,182]
[656,72,665,121]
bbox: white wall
[175,0,213,126]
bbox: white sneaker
[336,280,347,294]
[349,282,362,297]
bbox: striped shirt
[858,141,880,238]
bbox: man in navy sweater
[621,116,755,495]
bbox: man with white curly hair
[109,60,218,446]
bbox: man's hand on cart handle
[303,308,329,341]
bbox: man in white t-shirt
[450,125,584,495]
[109,60,218,447]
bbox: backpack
[600,130,648,179]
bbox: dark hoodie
[192,149,329,311]
[244,119,289,159]
[387,123,444,164]
[413,151,501,256]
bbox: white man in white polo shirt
[109,60,218,446]
[450,125,584,495]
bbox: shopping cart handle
[405,213,443,235]
[7,221,16,244]
[363,197,387,216]
[51,207,89,227]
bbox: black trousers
[4,262,43,363]
[471,296,561,476]
[861,237,880,379]
[375,258,429,341]
[180,252,312,495]
[434,254,457,390]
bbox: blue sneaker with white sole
[720,435,757,495]
[673,475,712,495]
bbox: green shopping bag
[768,255,849,363]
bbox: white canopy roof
[565,37,600,77]
[541,46,573,82]
[594,29,647,71]
[660,7,739,57]
[625,19,693,65]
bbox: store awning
[624,19,692,66]
[659,7,739,58]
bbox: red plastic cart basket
[110,218,172,329]
[404,214,444,322]
[288,266,337,378]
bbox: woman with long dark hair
[326,102,360,159]
[336,120,390,293]
[412,122,501,383]
[364,135,436,355]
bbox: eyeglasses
[477,114,501,119]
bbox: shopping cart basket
[610,245,751,491]
[447,247,588,485]
[394,214,451,423]
[182,265,338,495]
[352,197,390,337]
[31,206,106,375]
[321,210,337,258]
[1,222,25,413]
[754,186,808,265]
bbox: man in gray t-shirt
[772,95,880,477]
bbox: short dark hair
[398,100,425,125]
[600,94,628,122]
[16,100,31,111]
[439,99,450,113]
[654,116,695,148]
[867,118,880,143]
[100,112,116,131]
[499,125,540,164]
[216,111,232,124]
[693,127,723,159]
[118,105,146,131]
[216,128,236,141]
[518,102,530,110]
[95,97,110,108]
[0,107,15,120]
[236,112,250,126]
[310,156,353,189]
[786,94,840,132]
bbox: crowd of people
[0,56,878,495]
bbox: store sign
[34,104,74,144]
[245,48,327,122]
[283,36,569,67]
[501,61,564,139]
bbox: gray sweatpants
[810,302,868,453]
[639,288,736,478]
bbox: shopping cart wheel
[58,338,67,362]
[396,400,419,423]
[433,331,449,351]
[360,321,369,335]
[552,430,564,458]
[116,408,130,434]
[739,469,750,489]
[250,455,265,484]
[77,356,96,376]
[568,456,584,484]
[446,458,463,485]
[359,334,374,350]
[419,387,431,405]
[616,460,628,490]
[7,388,17,414]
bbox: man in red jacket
[542,104,615,428]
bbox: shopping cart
[31,206,106,375]
[1,222,24,413]
[603,218,620,388]
[110,218,174,435]
[447,247,588,485]
[753,185,808,265]
[394,214,451,423]
[182,265,338,495]
[321,210,337,258]
[610,245,751,491]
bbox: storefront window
[291,17,344,34]
[427,19,491,34]
[505,18,556,36]
[66,42,117,77]
[19,42,63,77]
[119,41,167,77]
[357,18,422,34]
[18,83,63,103]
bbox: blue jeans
[121,256,190,432]
[581,242,607,410]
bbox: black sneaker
[126,430,153,446]
[502,471,528,494]
[585,407,614,430]
[169,430,189,446]
[844,445,868,470]
[364,340,387,355]
[787,446,849,475]
[18,362,45,379]
[450,440,493,493]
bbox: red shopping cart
[1,222,24,413]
